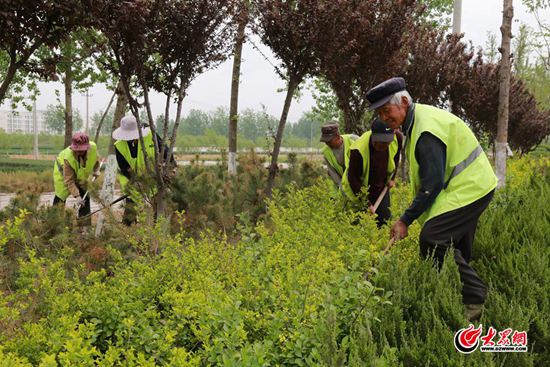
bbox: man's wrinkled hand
[387,180,395,189]
[391,219,408,241]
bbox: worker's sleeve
[347,150,364,195]
[155,134,176,165]
[400,132,446,226]
[115,146,132,179]
[63,160,81,197]
[92,159,100,177]
[325,157,342,187]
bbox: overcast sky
[2,0,549,125]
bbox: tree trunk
[95,81,127,237]
[228,9,247,175]
[109,81,127,154]
[154,80,186,224]
[341,105,355,134]
[0,61,18,106]
[266,79,299,198]
[496,0,513,188]
[63,67,74,147]
[94,154,118,238]
[94,89,116,144]
[338,96,363,135]
[32,99,39,159]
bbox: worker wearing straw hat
[113,115,175,225]
[112,116,155,225]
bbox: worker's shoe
[464,304,484,322]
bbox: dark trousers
[122,197,137,226]
[419,190,494,305]
[369,189,391,228]
[52,186,91,222]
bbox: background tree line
[1,0,549,209]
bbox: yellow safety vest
[407,104,497,224]
[53,142,98,200]
[322,134,355,197]
[321,134,355,176]
[114,133,156,192]
[341,131,399,202]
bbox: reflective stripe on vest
[407,104,497,224]
[443,145,483,189]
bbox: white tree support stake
[95,154,117,237]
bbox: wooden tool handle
[383,236,396,255]
[370,186,389,214]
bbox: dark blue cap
[366,77,406,110]
[371,118,395,142]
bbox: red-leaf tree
[0,0,87,104]
[312,0,420,134]
[404,27,550,152]
[251,0,325,198]
[92,0,237,218]
[403,30,473,107]
[449,60,550,153]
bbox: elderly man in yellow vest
[52,132,100,221]
[341,118,403,227]
[320,122,358,195]
[367,77,497,321]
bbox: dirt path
[0,192,124,212]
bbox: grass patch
[0,157,53,173]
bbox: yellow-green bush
[0,156,548,365]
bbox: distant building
[0,109,48,134]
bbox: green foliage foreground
[0,159,548,366]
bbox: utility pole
[449,0,462,112]
[32,99,39,159]
[84,89,92,134]
[452,0,462,34]
[310,119,313,148]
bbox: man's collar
[402,103,415,137]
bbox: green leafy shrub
[0,156,548,365]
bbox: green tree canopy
[44,104,83,135]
